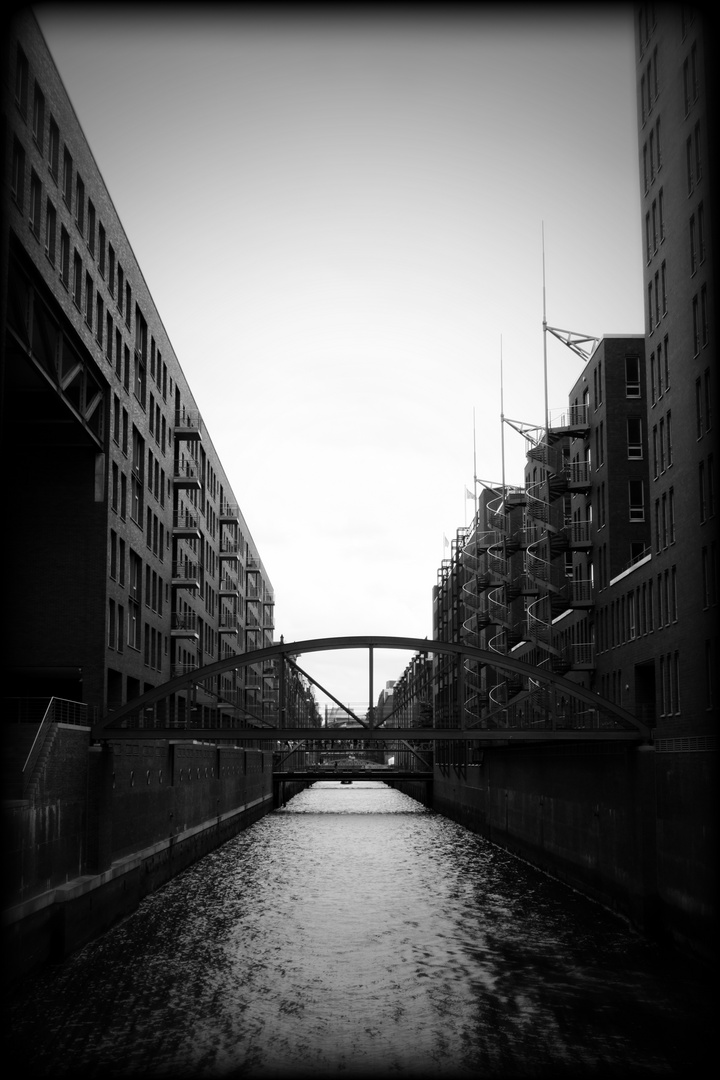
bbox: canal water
[5,782,714,1078]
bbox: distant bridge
[92,636,650,746]
[274,768,433,782]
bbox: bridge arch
[93,635,649,743]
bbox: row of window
[658,652,681,717]
[600,651,680,717]
[112,394,169,496]
[689,202,707,274]
[110,458,167,551]
[686,122,703,196]
[644,188,664,263]
[691,286,710,355]
[13,142,177,428]
[636,3,657,57]
[587,358,643,455]
[649,335,670,404]
[642,116,662,194]
[598,671,629,709]
[647,261,667,331]
[683,40,700,114]
[598,567,677,653]
[654,488,676,552]
[651,412,673,477]
[639,43,659,123]
[110,532,166,612]
[695,369,712,438]
[13,46,177,415]
[702,544,718,610]
[15,42,270,688]
[107,598,166,671]
[699,455,715,524]
[639,24,701,128]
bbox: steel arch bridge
[92,636,650,746]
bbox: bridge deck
[274,769,433,782]
[99,727,646,743]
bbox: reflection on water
[5,782,713,1078]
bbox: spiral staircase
[524,405,592,675]
[460,518,501,724]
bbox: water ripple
[5,782,713,1078]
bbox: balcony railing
[548,404,589,431]
[569,642,595,668]
[566,459,591,485]
[172,561,200,586]
[219,502,240,520]
[219,540,240,562]
[173,459,202,486]
[173,508,202,532]
[174,410,203,439]
[172,663,199,678]
[564,520,592,546]
[570,578,593,605]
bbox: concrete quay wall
[3,736,276,982]
[385,778,433,808]
[432,743,715,963]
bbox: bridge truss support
[92,636,651,748]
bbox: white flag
[465,486,474,500]
[443,534,449,549]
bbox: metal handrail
[173,509,202,530]
[174,410,202,430]
[22,697,89,794]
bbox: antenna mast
[542,222,549,435]
[472,407,478,519]
[500,336,506,500]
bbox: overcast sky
[35,3,644,709]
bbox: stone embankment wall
[3,731,276,981]
[431,741,715,963]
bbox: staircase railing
[22,697,90,796]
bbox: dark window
[629,480,645,522]
[45,199,57,263]
[29,170,41,236]
[73,250,82,308]
[75,174,85,232]
[627,418,643,459]
[32,81,45,152]
[96,294,104,345]
[63,148,72,208]
[85,271,93,328]
[625,355,641,397]
[11,138,25,207]
[48,117,59,178]
[87,200,96,256]
[98,224,106,276]
[15,45,28,117]
[60,226,69,286]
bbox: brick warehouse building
[1,10,277,729]
[404,5,717,954]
